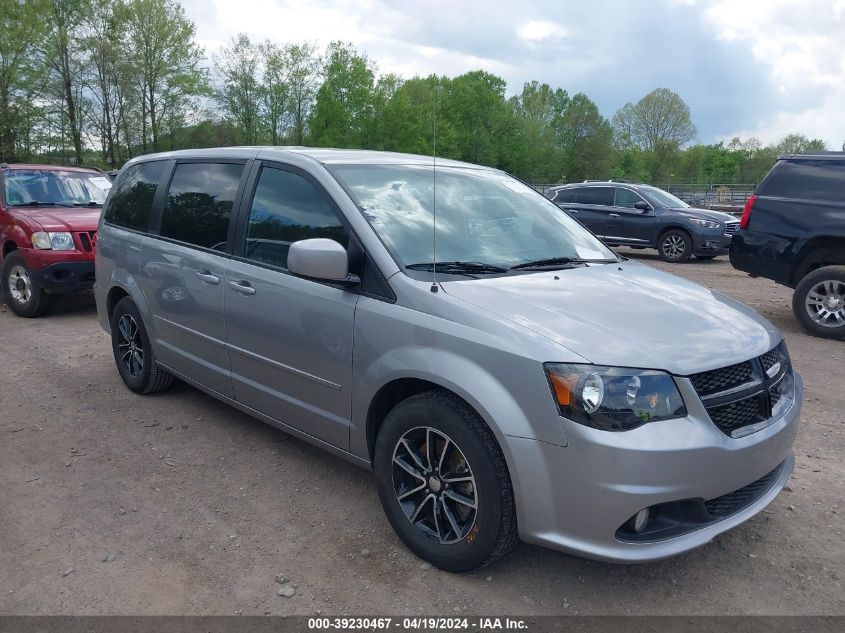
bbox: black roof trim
[778,152,845,161]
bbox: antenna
[430,85,438,293]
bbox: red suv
[0,164,111,317]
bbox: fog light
[633,508,650,533]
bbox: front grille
[705,463,783,517]
[724,223,739,236]
[76,231,97,253]
[690,361,753,396]
[707,394,764,435]
[688,343,792,437]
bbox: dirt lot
[1,249,843,616]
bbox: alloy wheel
[117,314,144,378]
[662,234,686,260]
[392,427,478,545]
[804,279,845,328]
[8,265,32,305]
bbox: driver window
[614,188,645,209]
[243,166,349,270]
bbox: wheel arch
[792,236,845,285]
[357,351,562,464]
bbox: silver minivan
[95,148,801,571]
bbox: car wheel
[110,297,174,393]
[658,229,693,263]
[373,390,518,571]
[792,266,845,340]
[2,251,56,317]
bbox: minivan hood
[11,207,102,232]
[675,207,739,223]
[441,261,778,376]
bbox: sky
[179,0,845,149]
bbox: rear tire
[792,266,845,340]
[110,297,174,393]
[658,229,693,263]
[2,251,56,317]
[373,390,519,571]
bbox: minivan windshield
[640,186,689,209]
[3,169,111,207]
[330,164,617,271]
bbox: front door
[607,187,656,245]
[138,161,246,397]
[224,163,358,449]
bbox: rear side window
[160,162,244,250]
[576,187,613,206]
[553,189,577,203]
[243,166,349,269]
[104,161,165,231]
[761,160,845,202]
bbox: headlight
[690,218,720,229]
[31,231,75,251]
[545,363,687,431]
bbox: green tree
[504,81,569,181]
[42,0,90,165]
[612,88,697,152]
[443,70,509,166]
[308,42,376,148]
[214,34,261,144]
[559,93,614,182]
[775,133,826,154]
[0,0,47,160]
[124,0,206,152]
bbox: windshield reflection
[330,164,615,271]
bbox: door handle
[196,271,220,285]
[228,280,256,296]
[609,213,620,217]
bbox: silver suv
[95,148,801,571]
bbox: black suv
[730,152,845,340]
[547,182,740,263]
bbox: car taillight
[740,194,756,230]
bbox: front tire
[658,229,693,263]
[792,266,845,340]
[373,390,518,572]
[2,251,56,317]
[110,297,174,393]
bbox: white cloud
[703,0,845,147]
[517,20,564,42]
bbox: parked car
[547,181,740,263]
[730,152,845,340]
[1,163,112,317]
[95,148,800,571]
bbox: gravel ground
[0,249,843,616]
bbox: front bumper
[499,372,802,563]
[29,261,96,293]
[692,232,733,256]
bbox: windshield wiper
[10,201,75,208]
[406,261,508,274]
[72,201,102,207]
[509,257,591,270]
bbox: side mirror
[287,238,357,284]
[634,201,651,212]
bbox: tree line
[0,0,835,185]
